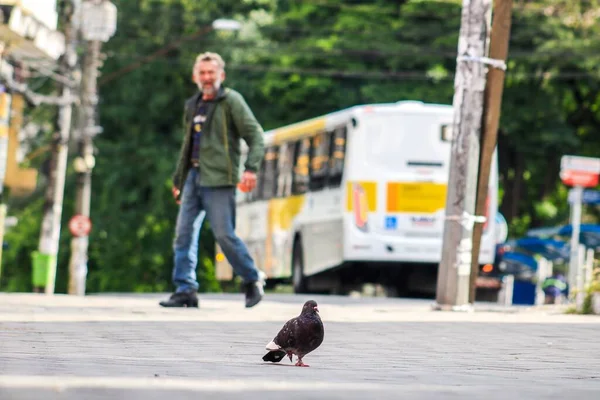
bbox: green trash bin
[31,251,56,288]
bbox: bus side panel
[340,115,372,263]
[268,195,306,278]
[297,188,345,277]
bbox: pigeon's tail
[262,350,286,363]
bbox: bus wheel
[292,238,308,293]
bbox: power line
[220,65,600,81]
[98,24,213,85]
[109,17,553,44]
[96,58,600,83]
[0,70,78,106]
[104,1,563,44]
[23,59,76,88]
[136,0,403,15]
[91,5,600,85]
[134,0,552,18]
[104,39,600,61]
[98,41,600,82]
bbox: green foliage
[579,266,600,315]
[1,198,43,292]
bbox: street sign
[560,170,599,187]
[560,155,600,188]
[559,155,600,295]
[68,214,91,237]
[561,155,600,174]
[568,189,600,205]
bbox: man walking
[160,52,266,308]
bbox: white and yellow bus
[215,100,499,295]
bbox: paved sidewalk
[0,292,585,323]
[1,293,599,399]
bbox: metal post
[35,0,78,294]
[535,257,550,306]
[67,39,100,296]
[575,244,586,310]
[434,0,493,310]
[567,185,582,300]
[469,0,513,303]
[498,274,514,306]
[584,248,594,289]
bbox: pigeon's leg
[287,351,293,363]
[294,358,309,367]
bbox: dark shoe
[159,291,199,308]
[245,281,264,308]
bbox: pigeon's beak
[313,306,319,313]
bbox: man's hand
[172,186,181,204]
[239,170,257,193]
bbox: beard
[197,78,222,95]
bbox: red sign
[560,170,599,188]
[69,214,92,237]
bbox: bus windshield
[362,112,452,173]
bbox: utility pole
[468,0,513,303]
[34,0,79,294]
[435,0,494,310]
[67,38,100,296]
[67,0,117,295]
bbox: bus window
[328,125,346,188]
[259,146,279,200]
[276,143,294,197]
[292,138,310,195]
[309,131,330,191]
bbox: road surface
[0,292,599,399]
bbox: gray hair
[194,52,225,70]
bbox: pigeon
[262,299,324,367]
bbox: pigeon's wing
[263,319,294,363]
[268,316,298,351]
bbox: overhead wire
[61,0,599,86]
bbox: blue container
[511,280,536,305]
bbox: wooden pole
[435,0,492,309]
[469,0,513,303]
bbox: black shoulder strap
[222,88,237,137]
[185,93,202,122]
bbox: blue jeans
[172,169,260,293]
